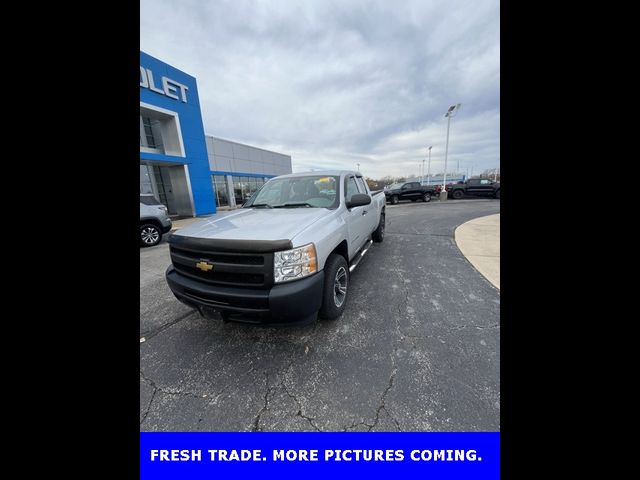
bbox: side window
[345,176,359,200]
[410,182,419,189]
[480,179,491,185]
[355,177,368,194]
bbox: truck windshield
[244,175,340,209]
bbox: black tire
[423,192,431,202]
[372,211,385,243]
[451,189,464,200]
[391,195,399,205]
[140,223,162,247]
[411,199,416,202]
[319,254,349,320]
[495,189,500,199]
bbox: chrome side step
[349,239,373,272]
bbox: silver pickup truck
[165,170,386,325]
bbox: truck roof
[275,170,362,178]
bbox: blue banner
[141,432,499,479]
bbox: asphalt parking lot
[140,198,500,431]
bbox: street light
[427,146,432,185]
[441,103,461,200]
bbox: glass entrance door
[213,175,230,207]
[152,166,176,215]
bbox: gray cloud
[141,0,500,178]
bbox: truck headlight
[274,243,317,283]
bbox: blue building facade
[140,52,292,216]
[140,51,216,216]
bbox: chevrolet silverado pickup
[446,178,500,199]
[165,171,386,325]
[384,181,437,204]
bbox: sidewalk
[454,214,500,290]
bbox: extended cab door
[344,175,370,258]
[356,175,378,233]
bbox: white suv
[139,194,172,247]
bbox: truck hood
[173,208,330,243]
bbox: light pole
[427,146,432,185]
[357,163,360,172]
[441,104,461,200]
[494,166,499,182]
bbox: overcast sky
[141,0,499,179]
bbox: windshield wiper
[246,203,273,208]
[272,202,314,208]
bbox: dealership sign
[140,67,189,103]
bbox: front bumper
[160,217,172,233]
[165,266,324,325]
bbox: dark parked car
[446,178,500,199]
[384,181,437,204]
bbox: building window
[140,164,154,194]
[142,116,159,148]
[212,175,230,207]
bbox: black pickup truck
[446,178,500,199]
[384,181,437,204]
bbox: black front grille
[170,245,273,289]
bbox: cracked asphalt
[140,198,500,431]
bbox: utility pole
[427,146,432,185]
[441,104,461,201]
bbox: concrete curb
[454,213,500,290]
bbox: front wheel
[391,195,399,205]
[319,254,349,320]
[140,224,162,247]
[423,192,431,202]
[372,211,385,243]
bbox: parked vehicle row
[384,178,500,203]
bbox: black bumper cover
[165,266,324,325]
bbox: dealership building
[140,51,292,216]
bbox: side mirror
[346,193,372,209]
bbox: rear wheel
[319,254,349,320]
[495,189,500,199]
[372,211,385,243]
[423,192,431,202]
[140,223,162,247]
[391,195,399,205]
[452,189,464,200]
